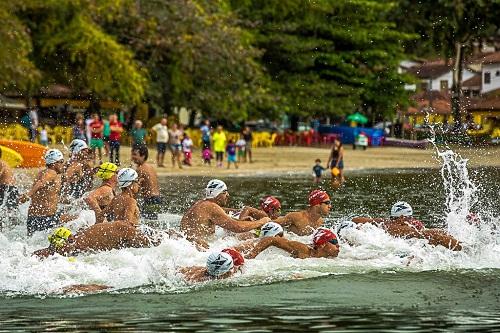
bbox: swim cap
[260,221,284,238]
[391,201,413,217]
[260,196,281,213]
[206,251,234,277]
[331,167,340,177]
[205,179,227,199]
[48,227,72,249]
[337,221,356,237]
[96,162,118,180]
[222,248,245,266]
[312,228,337,247]
[68,139,88,155]
[44,149,64,165]
[309,190,330,206]
[117,168,138,188]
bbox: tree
[392,0,500,129]
[231,0,414,120]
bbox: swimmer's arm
[240,207,267,220]
[85,189,105,216]
[274,214,292,227]
[421,229,462,251]
[213,209,270,233]
[246,238,308,259]
[351,217,384,224]
[32,247,55,259]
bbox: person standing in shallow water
[131,145,162,220]
[327,138,345,183]
[19,149,65,235]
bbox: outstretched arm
[212,206,270,233]
[352,217,387,224]
[422,229,462,251]
[245,237,310,259]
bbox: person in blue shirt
[226,139,238,169]
[312,158,325,183]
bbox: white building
[478,52,500,94]
[406,60,476,92]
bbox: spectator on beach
[29,108,39,143]
[102,115,111,158]
[168,123,183,169]
[213,125,227,168]
[200,120,211,148]
[226,139,238,169]
[242,126,253,163]
[312,159,325,183]
[326,138,344,183]
[108,114,123,165]
[89,113,104,163]
[202,146,213,165]
[39,125,48,146]
[130,120,147,145]
[152,118,169,167]
[73,115,87,142]
[182,132,193,166]
[236,135,246,163]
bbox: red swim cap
[260,196,281,213]
[312,228,337,247]
[222,248,245,266]
[309,190,330,206]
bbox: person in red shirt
[108,113,124,165]
[89,113,104,164]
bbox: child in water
[312,159,325,183]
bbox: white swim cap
[69,139,88,155]
[44,149,64,165]
[260,221,284,237]
[117,168,138,188]
[206,251,234,277]
[205,179,227,199]
[337,221,356,237]
[391,201,413,217]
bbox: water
[1,151,499,331]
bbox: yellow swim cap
[48,227,72,249]
[331,167,340,177]
[96,162,118,180]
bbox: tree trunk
[188,109,197,127]
[451,42,464,131]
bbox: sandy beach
[95,144,499,177]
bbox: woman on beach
[327,138,344,183]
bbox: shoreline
[16,145,500,178]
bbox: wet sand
[112,145,499,176]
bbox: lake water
[1,149,499,331]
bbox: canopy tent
[346,112,368,124]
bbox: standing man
[212,126,227,168]
[130,120,147,145]
[0,148,19,230]
[200,120,211,149]
[108,113,124,165]
[85,162,118,219]
[29,108,39,143]
[242,126,253,163]
[89,113,104,164]
[152,117,169,167]
[62,139,93,200]
[19,149,65,235]
[131,145,162,220]
[168,123,183,169]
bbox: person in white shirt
[151,118,169,167]
[182,133,194,166]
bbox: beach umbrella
[346,112,368,124]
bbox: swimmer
[33,221,160,258]
[179,248,245,282]
[96,168,140,225]
[233,221,285,253]
[61,139,94,200]
[84,162,118,218]
[245,228,340,259]
[225,195,282,222]
[0,148,19,229]
[275,189,331,236]
[131,144,162,219]
[180,179,270,249]
[19,149,66,235]
[351,201,462,251]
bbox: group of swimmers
[0,140,463,286]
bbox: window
[496,70,500,77]
[484,72,491,84]
[472,90,480,97]
[440,80,449,91]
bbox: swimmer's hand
[240,216,255,221]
